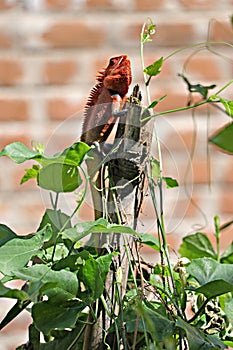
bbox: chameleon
[81,55,132,220]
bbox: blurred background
[0,0,232,348]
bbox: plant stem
[214,215,221,262]
[59,165,89,232]
[213,79,233,95]
[141,19,179,307]
[140,18,153,106]
[141,100,208,123]
[164,41,233,61]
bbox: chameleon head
[103,55,132,97]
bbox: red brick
[153,90,188,112]
[125,23,195,47]
[0,59,23,86]
[156,24,195,47]
[42,22,105,48]
[192,158,210,184]
[47,98,84,120]
[0,99,29,121]
[211,20,233,44]
[78,200,95,221]
[0,134,30,150]
[0,0,15,9]
[43,60,77,84]
[135,0,165,10]
[22,202,45,221]
[179,0,217,9]
[221,190,233,214]
[0,31,12,48]
[45,0,71,9]
[184,55,221,82]
[165,130,195,151]
[224,161,233,184]
[86,0,113,8]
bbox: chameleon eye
[109,58,115,66]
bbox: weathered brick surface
[45,0,71,9]
[0,99,29,121]
[42,22,106,48]
[0,0,232,348]
[0,59,23,85]
[134,0,165,10]
[43,59,78,84]
[47,97,84,120]
[0,31,12,48]
[179,0,217,9]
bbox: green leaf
[96,253,114,281]
[225,297,233,324]
[52,254,85,272]
[39,325,85,350]
[38,163,81,193]
[220,242,233,263]
[0,141,90,167]
[179,232,217,260]
[141,23,156,43]
[78,253,112,301]
[0,281,29,300]
[112,301,174,344]
[151,158,160,179]
[144,57,163,77]
[39,142,90,168]
[38,209,71,234]
[196,280,233,299]
[135,301,175,342]
[0,142,40,163]
[163,176,179,188]
[0,226,51,276]
[62,218,139,243]
[210,97,233,117]
[138,233,160,251]
[0,299,31,331]
[187,258,233,298]
[219,98,233,117]
[178,74,216,99]
[209,123,233,153]
[15,265,78,302]
[0,224,17,246]
[32,299,87,335]
[176,317,226,350]
[20,164,40,184]
[147,95,167,109]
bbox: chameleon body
[81,55,132,220]
[81,55,132,145]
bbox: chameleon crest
[81,55,132,144]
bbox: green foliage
[0,141,90,192]
[38,163,82,193]
[187,258,233,298]
[0,226,51,276]
[176,318,226,350]
[0,224,17,246]
[179,232,217,260]
[209,123,233,153]
[178,73,216,99]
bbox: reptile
[81,55,132,220]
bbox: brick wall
[0,0,232,349]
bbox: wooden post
[84,86,153,349]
